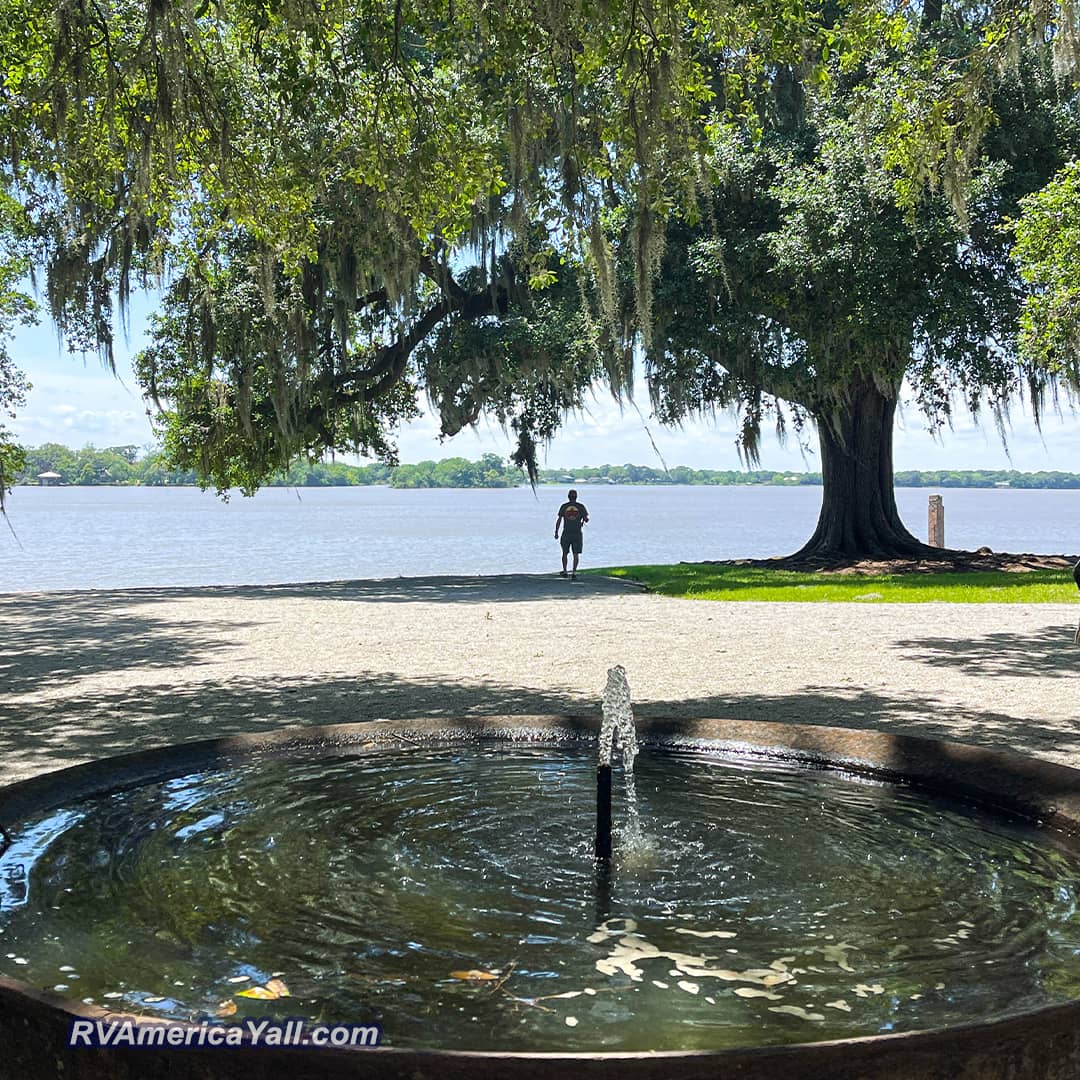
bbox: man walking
[555,489,589,579]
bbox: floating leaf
[216,1000,238,1017]
[673,929,737,939]
[264,978,290,998]
[450,970,499,982]
[762,973,793,987]
[677,981,700,994]
[824,1000,851,1012]
[734,987,782,1000]
[237,986,279,999]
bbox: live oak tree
[628,48,1080,560]
[3,0,815,489]
[3,0,1080,555]
[419,22,1080,560]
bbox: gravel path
[2,573,1079,786]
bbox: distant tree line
[539,466,1080,488]
[14,445,1080,490]
[894,470,1080,489]
[536,465,822,485]
[14,446,520,489]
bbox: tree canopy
[3,0,1080,554]
[623,46,1080,557]
[3,0,826,490]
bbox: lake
[1,484,1078,593]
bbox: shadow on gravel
[0,574,640,697]
[4,669,1079,788]
[0,573,640,610]
[0,596,256,698]
[894,624,1080,679]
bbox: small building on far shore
[37,471,62,486]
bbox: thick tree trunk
[791,373,937,562]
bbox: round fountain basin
[4,716,1080,1079]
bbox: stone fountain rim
[4,714,1080,831]
[3,713,1080,1078]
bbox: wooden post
[928,495,944,548]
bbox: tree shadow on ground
[0,575,639,697]
[4,669,1078,789]
[0,594,258,697]
[894,624,1080,679]
[1,573,639,611]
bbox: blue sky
[8,298,1080,472]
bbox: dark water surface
[2,484,1078,592]
[2,743,1080,1050]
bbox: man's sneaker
[560,570,568,578]
[571,573,577,581]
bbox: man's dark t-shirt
[559,501,588,534]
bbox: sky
[8,296,1080,473]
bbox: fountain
[5,694,1080,1076]
[596,664,638,862]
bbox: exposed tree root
[703,549,1080,576]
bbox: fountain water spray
[596,665,641,862]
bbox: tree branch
[331,275,512,401]
[418,254,468,303]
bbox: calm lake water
[1,484,1078,593]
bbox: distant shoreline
[15,475,1080,491]
[15,446,1080,490]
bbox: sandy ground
[1,573,1079,787]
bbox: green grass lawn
[589,563,1079,603]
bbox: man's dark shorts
[560,531,583,555]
